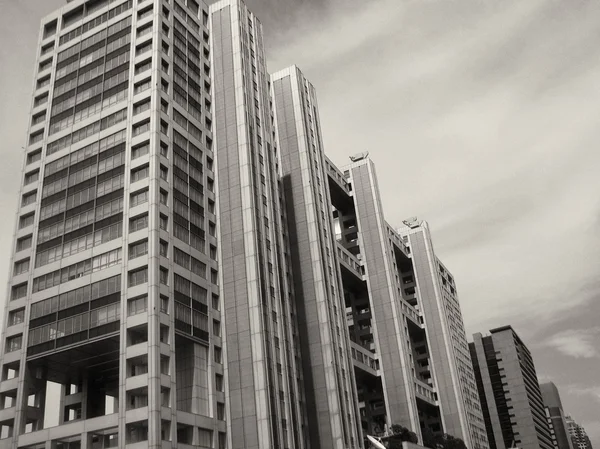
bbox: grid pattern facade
[0,0,224,447]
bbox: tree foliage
[421,428,467,449]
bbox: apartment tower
[470,326,554,449]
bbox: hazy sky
[1,0,599,443]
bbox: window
[129,267,148,287]
[134,99,151,115]
[217,402,225,420]
[209,222,216,237]
[215,374,224,392]
[37,75,50,89]
[24,170,39,185]
[138,4,153,20]
[14,259,30,276]
[213,320,220,337]
[132,141,150,159]
[130,213,149,233]
[212,294,219,311]
[210,245,217,261]
[160,78,168,93]
[17,235,32,252]
[129,240,149,259]
[160,214,168,230]
[11,283,27,301]
[34,93,48,107]
[21,190,37,207]
[39,57,52,72]
[159,189,168,205]
[160,141,168,158]
[159,240,168,257]
[8,309,25,326]
[26,149,42,165]
[160,295,169,314]
[136,40,153,56]
[134,78,152,95]
[160,120,168,135]
[133,120,151,137]
[32,111,46,126]
[130,188,149,208]
[211,269,218,285]
[159,267,168,285]
[137,22,152,38]
[135,58,152,75]
[19,213,35,229]
[131,164,149,182]
[214,346,222,364]
[6,335,22,353]
[160,165,168,181]
[128,295,148,316]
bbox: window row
[32,247,122,293]
[31,274,121,319]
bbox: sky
[1,0,599,444]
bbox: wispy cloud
[546,328,600,359]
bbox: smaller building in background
[566,415,594,449]
[540,382,574,449]
[469,326,554,449]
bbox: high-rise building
[271,66,362,449]
[317,153,488,449]
[0,0,223,447]
[398,220,488,449]
[209,3,310,449]
[566,416,594,449]
[469,326,554,449]
[540,382,575,449]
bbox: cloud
[546,328,600,359]
[566,385,600,403]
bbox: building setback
[470,326,554,449]
[540,382,574,449]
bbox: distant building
[540,382,575,449]
[469,326,554,449]
[566,415,594,449]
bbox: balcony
[351,341,379,376]
[337,241,365,281]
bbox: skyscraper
[470,326,554,449]
[272,66,362,449]
[398,220,488,449]
[1,0,222,447]
[320,154,488,449]
[566,416,594,449]
[540,382,575,449]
